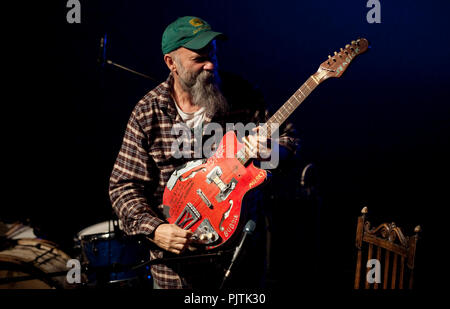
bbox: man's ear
[164,54,177,73]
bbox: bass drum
[0,238,71,289]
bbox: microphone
[220,220,256,288]
[97,33,107,67]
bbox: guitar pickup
[216,178,237,203]
[206,166,238,202]
[174,203,201,230]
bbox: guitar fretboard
[236,76,319,165]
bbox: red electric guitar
[162,38,369,249]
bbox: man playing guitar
[109,16,298,289]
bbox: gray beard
[177,66,228,117]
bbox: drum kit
[0,220,153,289]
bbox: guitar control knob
[207,233,214,240]
[200,234,207,241]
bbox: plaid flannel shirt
[109,73,298,289]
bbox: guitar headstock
[314,38,369,82]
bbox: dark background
[4,0,449,292]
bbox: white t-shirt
[174,103,205,129]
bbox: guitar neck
[264,75,319,133]
[236,75,320,165]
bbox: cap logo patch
[189,18,204,27]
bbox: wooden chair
[354,207,421,289]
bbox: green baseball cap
[161,16,226,54]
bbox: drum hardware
[75,220,152,287]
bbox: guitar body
[162,131,267,249]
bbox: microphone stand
[131,250,232,271]
[219,220,256,289]
[105,60,159,82]
[98,33,159,82]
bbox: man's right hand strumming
[151,224,193,254]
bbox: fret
[274,113,282,123]
[286,99,295,109]
[276,112,285,123]
[301,84,311,95]
[298,88,305,97]
[299,88,307,98]
[290,93,300,103]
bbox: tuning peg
[340,48,344,52]
[334,51,338,55]
[351,40,356,44]
[345,44,350,48]
[356,38,361,42]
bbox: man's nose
[203,60,215,71]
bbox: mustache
[191,70,215,86]
[179,69,215,89]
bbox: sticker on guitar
[223,214,239,238]
[249,170,266,189]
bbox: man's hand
[151,224,193,254]
[246,126,277,160]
